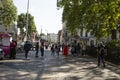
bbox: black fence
[86,46,120,65]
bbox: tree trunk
[111,29,117,39]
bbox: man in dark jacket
[24,41,31,59]
[40,42,44,57]
[35,42,39,57]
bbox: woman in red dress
[63,45,69,56]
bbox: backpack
[99,47,105,55]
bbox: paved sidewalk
[0,50,120,80]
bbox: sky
[13,0,63,34]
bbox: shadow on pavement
[0,50,120,80]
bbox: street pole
[45,29,48,41]
[26,0,29,41]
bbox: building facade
[47,33,58,43]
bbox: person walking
[63,44,69,56]
[55,44,60,56]
[97,42,107,67]
[81,43,86,56]
[13,40,17,59]
[40,42,44,57]
[51,44,55,56]
[76,43,81,56]
[24,41,31,59]
[61,43,64,52]
[35,42,39,57]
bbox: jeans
[35,50,39,57]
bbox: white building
[61,21,98,46]
[0,24,18,40]
[47,33,58,43]
[62,20,120,47]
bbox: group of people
[51,41,107,68]
[50,42,85,57]
[9,39,107,67]
[70,43,83,57]
[50,43,70,57]
[23,41,44,59]
[51,43,60,56]
[62,42,86,57]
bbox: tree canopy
[57,0,120,39]
[0,0,17,29]
[17,13,37,39]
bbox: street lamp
[45,29,48,41]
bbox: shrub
[106,40,120,48]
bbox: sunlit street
[0,49,120,80]
[0,0,120,80]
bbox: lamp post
[25,0,29,41]
[45,29,48,41]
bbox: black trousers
[25,50,29,58]
[40,49,44,56]
[97,54,105,66]
[9,47,16,59]
[35,50,39,57]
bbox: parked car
[0,48,4,60]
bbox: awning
[0,33,11,37]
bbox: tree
[57,0,120,39]
[17,13,26,37]
[40,33,45,37]
[1,0,17,29]
[17,13,37,40]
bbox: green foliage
[17,13,37,37]
[57,0,120,39]
[106,40,120,48]
[27,14,36,34]
[1,0,17,29]
[40,33,45,37]
[17,13,26,36]
[49,38,52,43]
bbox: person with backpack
[24,41,31,59]
[97,42,107,67]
